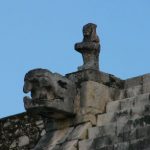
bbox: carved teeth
[23,96,32,109]
[23,96,32,102]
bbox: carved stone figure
[75,23,100,70]
[23,68,76,118]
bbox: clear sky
[0,0,150,118]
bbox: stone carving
[23,68,76,118]
[75,23,100,71]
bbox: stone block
[106,100,121,113]
[97,109,148,137]
[49,127,74,145]
[114,142,129,150]
[40,129,46,136]
[120,93,150,111]
[61,140,78,150]
[80,81,112,114]
[116,109,139,124]
[43,145,60,150]
[98,145,114,150]
[130,115,150,127]
[10,141,17,149]
[116,119,150,142]
[75,113,96,125]
[79,136,118,150]
[107,93,150,113]
[97,113,116,126]
[79,139,93,150]
[115,89,125,100]
[45,118,74,132]
[143,83,150,93]
[125,85,142,98]
[66,70,123,89]
[34,127,74,149]
[124,76,142,88]
[116,120,131,136]
[129,137,150,150]
[68,122,92,140]
[93,136,118,149]
[136,125,150,139]
[88,123,116,139]
[116,115,150,139]
[18,135,29,147]
[122,83,150,99]
[143,73,150,85]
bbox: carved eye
[40,78,49,85]
[31,79,40,87]
[58,80,67,89]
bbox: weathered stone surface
[75,113,96,125]
[97,116,150,142]
[48,127,74,145]
[66,70,124,89]
[120,93,150,111]
[61,140,78,150]
[0,112,45,150]
[18,135,29,147]
[80,81,112,114]
[113,82,150,101]
[34,127,74,149]
[143,83,150,93]
[106,93,150,113]
[125,85,142,98]
[10,140,17,148]
[79,135,118,150]
[114,142,129,150]
[79,139,94,150]
[68,122,92,140]
[98,145,114,150]
[40,144,60,150]
[97,94,150,126]
[45,118,74,132]
[97,113,116,126]
[143,73,150,84]
[89,123,116,139]
[124,76,143,88]
[129,137,150,150]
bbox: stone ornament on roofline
[23,68,76,119]
[75,23,100,71]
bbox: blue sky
[0,0,150,118]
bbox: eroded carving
[23,68,76,118]
[75,23,100,70]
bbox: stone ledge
[66,69,124,89]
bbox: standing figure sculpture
[75,23,100,71]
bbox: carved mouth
[23,96,32,109]
[23,96,32,102]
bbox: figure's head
[83,23,96,36]
[82,23,99,42]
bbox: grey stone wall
[1,73,150,150]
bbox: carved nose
[23,82,31,93]
[23,86,28,93]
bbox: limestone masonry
[1,23,150,150]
